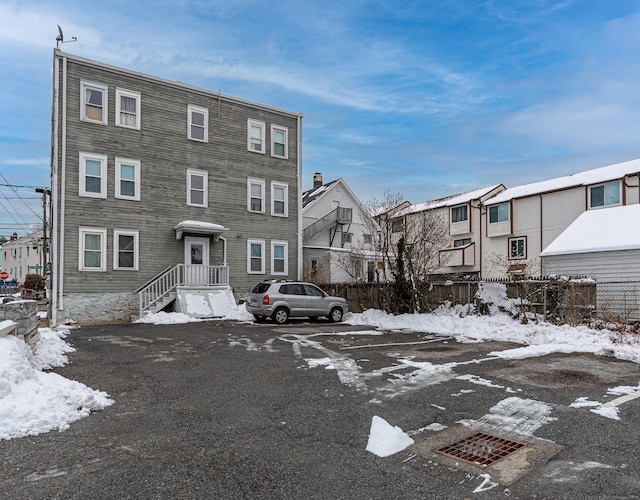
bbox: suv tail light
[263,294,270,305]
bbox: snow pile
[136,311,206,324]
[344,308,640,364]
[137,304,253,324]
[0,329,113,440]
[475,281,523,316]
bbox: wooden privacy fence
[320,278,604,324]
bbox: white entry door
[184,236,210,285]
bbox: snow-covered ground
[2,300,640,447]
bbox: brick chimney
[10,232,18,241]
[313,172,323,189]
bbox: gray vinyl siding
[54,52,301,298]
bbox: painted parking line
[340,337,455,350]
[600,390,640,408]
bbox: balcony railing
[138,264,228,316]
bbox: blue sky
[2,0,640,236]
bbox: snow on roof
[541,204,640,257]
[173,220,229,239]
[302,179,339,208]
[402,184,503,215]
[487,158,640,205]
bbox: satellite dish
[56,24,77,48]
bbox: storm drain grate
[435,432,526,467]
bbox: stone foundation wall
[58,292,139,324]
[2,300,40,347]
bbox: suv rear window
[251,283,271,294]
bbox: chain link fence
[323,278,640,327]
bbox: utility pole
[35,188,50,277]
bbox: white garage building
[541,204,640,321]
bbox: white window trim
[187,104,209,142]
[115,157,141,201]
[247,178,266,213]
[271,240,288,275]
[80,80,108,125]
[113,230,139,271]
[79,152,108,199]
[187,169,208,207]
[271,182,288,217]
[79,227,107,272]
[588,181,622,209]
[115,88,141,130]
[247,239,265,274]
[270,124,288,159]
[247,119,266,154]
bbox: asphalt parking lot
[2,319,640,499]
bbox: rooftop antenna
[56,25,77,49]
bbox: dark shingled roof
[302,179,340,208]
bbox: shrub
[24,273,45,290]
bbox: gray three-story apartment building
[50,49,303,325]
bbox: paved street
[2,319,640,499]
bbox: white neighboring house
[482,159,640,278]
[302,173,381,283]
[395,184,505,278]
[1,231,45,283]
[541,204,640,320]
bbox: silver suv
[245,280,348,324]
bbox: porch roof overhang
[173,220,230,240]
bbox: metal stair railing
[138,264,229,316]
[303,207,352,241]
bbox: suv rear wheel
[273,307,290,325]
[329,307,344,323]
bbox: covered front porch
[137,220,232,317]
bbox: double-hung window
[271,125,288,159]
[187,169,208,207]
[271,241,288,275]
[248,119,265,153]
[489,202,509,223]
[248,178,265,213]
[247,239,265,274]
[271,182,288,217]
[116,89,141,129]
[451,204,468,223]
[79,152,107,198]
[509,237,526,259]
[81,81,108,124]
[79,227,107,271]
[589,181,621,208]
[115,158,140,201]
[114,230,139,270]
[391,218,404,233]
[188,105,208,142]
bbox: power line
[0,172,42,226]
[0,183,48,189]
